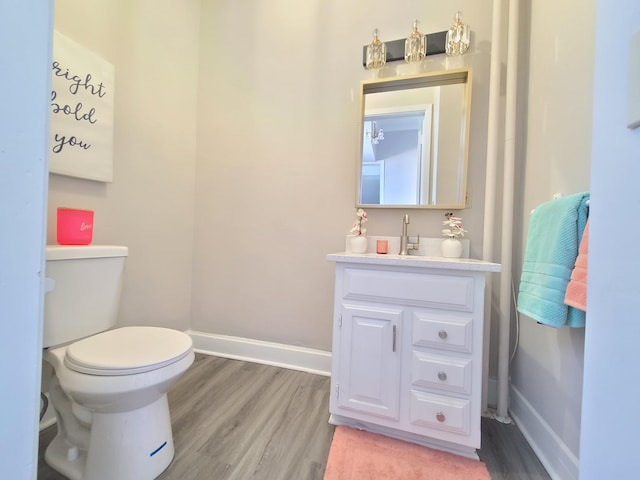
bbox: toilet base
[46,394,175,480]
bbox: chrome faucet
[399,214,420,255]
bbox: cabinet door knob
[437,371,447,381]
[438,330,448,339]
[436,412,446,422]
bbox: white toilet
[43,245,195,480]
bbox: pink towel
[564,220,589,311]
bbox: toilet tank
[43,245,128,348]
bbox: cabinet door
[336,304,401,420]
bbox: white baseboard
[186,330,332,376]
[509,385,579,480]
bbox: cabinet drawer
[410,390,471,436]
[411,351,472,395]
[343,268,474,310]
[413,311,473,353]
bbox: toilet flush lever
[44,277,55,293]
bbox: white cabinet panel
[411,351,472,395]
[336,304,401,420]
[343,268,474,311]
[409,390,471,437]
[412,311,473,353]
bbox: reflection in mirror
[357,68,472,209]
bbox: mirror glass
[357,68,472,208]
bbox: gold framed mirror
[357,68,472,209]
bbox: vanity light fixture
[361,29,446,67]
[365,28,387,70]
[445,12,470,56]
[367,121,384,144]
[365,122,384,145]
[404,20,426,63]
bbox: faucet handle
[409,234,421,251]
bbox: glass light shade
[446,12,470,56]
[366,29,387,70]
[404,20,426,63]
[370,122,384,144]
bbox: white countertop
[327,252,502,272]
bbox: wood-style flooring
[38,354,550,480]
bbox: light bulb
[405,20,426,64]
[446,12,470,56]
[366,28,387,70]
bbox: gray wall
[509,0,595,478]
[50,0,200,332]
[191,0,494,351]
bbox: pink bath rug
[323,426,491,480]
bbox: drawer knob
[436,412,446,422]
[437,371,447,381]
[438,330,448,340]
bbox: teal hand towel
[517,192,590,328]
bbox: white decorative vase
[441,238,463,258]
[350,235,368,254]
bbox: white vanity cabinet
[327,253,500,459]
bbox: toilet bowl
[43,246,194,480]
[44,327,194,480]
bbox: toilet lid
[64,326,193,376]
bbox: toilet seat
[64,326,193,376]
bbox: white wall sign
[49,31,114,182]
